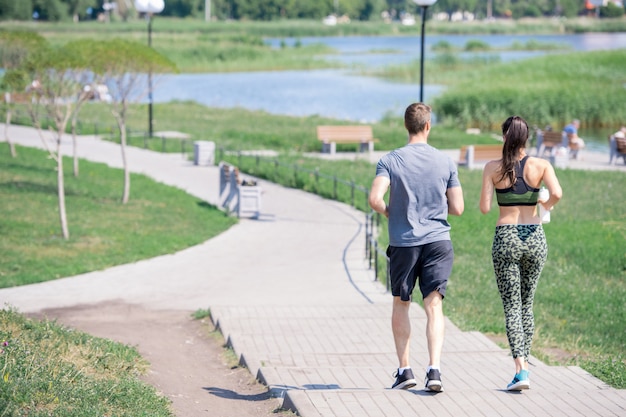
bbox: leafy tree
[20,43,91,239]
[357,0,387,20]
[231,0,286,20]
[0,0,33,20]
[600,2,625,18]
[32,0,69,21]
[435,0,480,19]
[0,0,606,21]
[543,0,580,16]
[61,0,97,21]
[289,0,331,19]
[57,40,103,177]
[162,0,203,17]
[86,39,177,204]
[0,31,47,157]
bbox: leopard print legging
[492,224,547,360]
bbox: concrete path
[1,124,624,416]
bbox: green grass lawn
[0,145,237,287]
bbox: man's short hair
[404,103,432,135]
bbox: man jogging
[369,102,464,392]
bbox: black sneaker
[424,368,443,392]
[391,368,417,390]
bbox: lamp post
[413,0,437,103]
[134,0,164,138]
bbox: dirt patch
[31,301,289,417]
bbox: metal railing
[365,211,391,292]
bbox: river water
[154,33,626,150]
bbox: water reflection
[156,70,444,123]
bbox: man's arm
[369,175,390,218]
[446,186,464,216]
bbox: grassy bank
[433,49,626,130]
[375,49,626,130]
[0,308,172,416]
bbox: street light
[134,0,165,138]
[413,0,437,103]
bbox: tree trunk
[72,114,79,177]
[4,92,16,157]
[119,120,130,204]
[5,104,16,158]
[56,132,69,239]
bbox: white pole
[205,0,211,21]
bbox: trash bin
[237,185,262,219]
[194,141,215,166]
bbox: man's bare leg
[423,290,444,368]
[391,296,417,389]
[423,290,444,391]
[392,296,412,368]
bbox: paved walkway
[1,124,624,416]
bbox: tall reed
[432,50,626,130]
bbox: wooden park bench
[316,125,376,155]
[537,130,583,159]
[458,144,503,169]
[536,131,564,157]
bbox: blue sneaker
[391,368,417,390]
[507,370,530,391]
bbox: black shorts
[387,240,454,302]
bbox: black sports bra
[495,156,540,207]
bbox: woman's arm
[479,162,497,214]
[540,162,562,210]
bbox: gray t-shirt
[375,143,461,247]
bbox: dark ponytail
[498,116,529,184]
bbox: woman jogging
[479,115,562,391]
